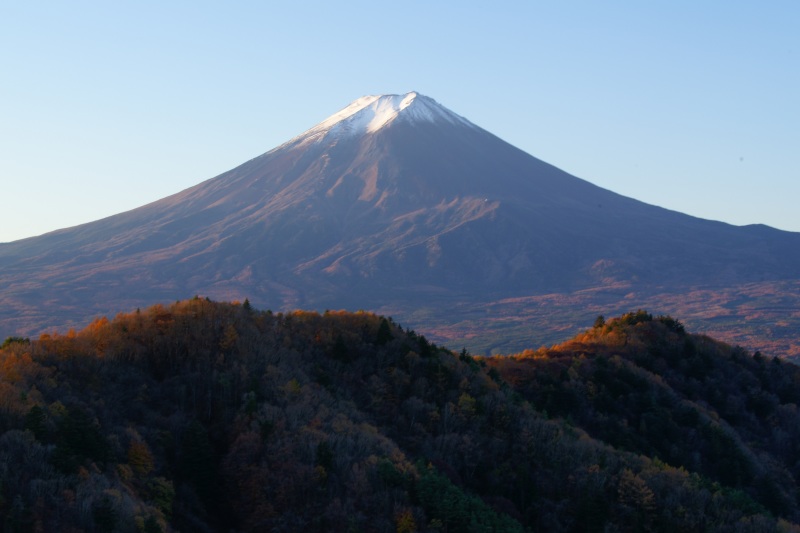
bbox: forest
[1,299,799,532]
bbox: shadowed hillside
[1,300,799,531]
[490,311,800,521]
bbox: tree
[331,333,349,362]
[24,405,47,441]
[617,469,656,530]
[128,439,155,477]
[376,318,393,346]
[144,515,164,533]
[395,508,416,533]
[1,336,30,349]
[52,405,109,472]
[147,477,175,520]
[92,495,118,532]
[180,420,216,502]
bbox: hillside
[413,279,800,359]
[490,311,800,519]
[1,300,799,531]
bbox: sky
[1,1,798,243]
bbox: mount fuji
[2,92,800,355]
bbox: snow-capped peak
[288,92,474,145]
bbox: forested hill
[1,301,799,532]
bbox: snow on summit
[291,92,473,145]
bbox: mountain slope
[1,92,799,355]
[491,311,800,517]
[1,301,798,531]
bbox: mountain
[1,300,798,531]
[2,92,800,355]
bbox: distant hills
[1,92,799,356]
[1,300,799,531]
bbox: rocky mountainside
[1,92,799,355]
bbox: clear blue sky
[1,1,798,243]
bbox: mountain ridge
[1,300,799,531]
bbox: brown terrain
[399,280,800,358]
